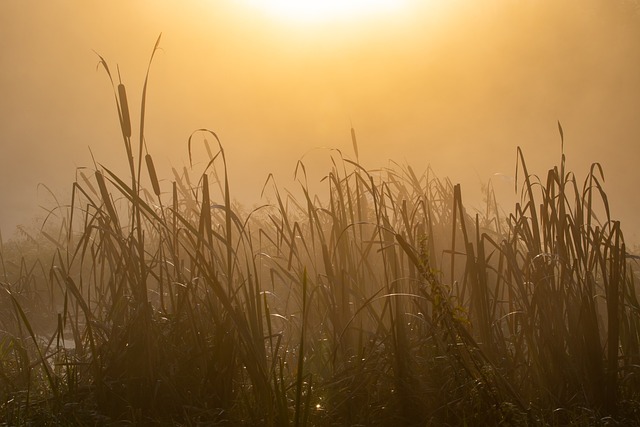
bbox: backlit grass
[1,39,639,425]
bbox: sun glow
[242,0,406,24]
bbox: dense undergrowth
[1,39,639,426]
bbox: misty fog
[1,0,639,243]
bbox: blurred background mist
[1,0,639,243]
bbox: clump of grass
[1,41,639,426]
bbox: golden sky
[1,0,639,242]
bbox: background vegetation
[1,41,639,426]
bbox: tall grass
[1,42,639,425]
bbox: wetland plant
[1,40,639,425]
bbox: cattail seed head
[118,83,132,138]
[146,154,161,196]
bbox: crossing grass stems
[0,38,639,425]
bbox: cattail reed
[145,153,161,196]
[118,82,132,138]
[4,47,638,427]
[351,125,359,161]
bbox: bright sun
[242,0,407,24]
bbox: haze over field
[1,0,639,242]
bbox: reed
[0,47,638,425]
